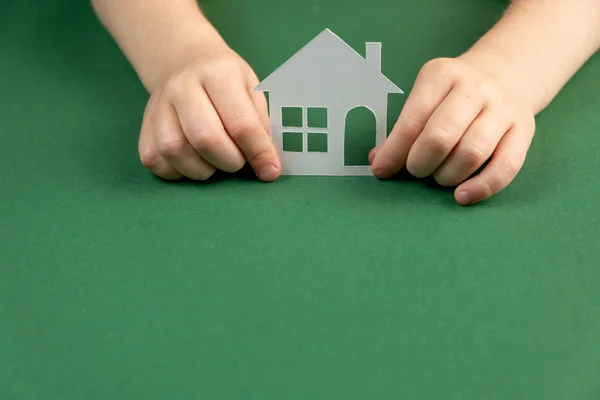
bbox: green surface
[307,132,328,152]
[307,107,328,128]
[1,0,600,399]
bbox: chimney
[365,42,382,71]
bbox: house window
[281,106,329,153]
[282,107,303,128]
[307,107,328,129]
[307,132,327,152]
[282,132,303,152]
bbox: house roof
[254,29,403,96]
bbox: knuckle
[246,148,271,165]
[421,58,453,76]
[217,56,240,72]
[433,172,455,187]
[190,130,220,154]
[405,153,429,178]
[442,178,461,188]
[396,115,423,135]
[159,139,187,158]
[202,55,241,80]
[195,167,216,182]
[227,115,257,139]
[229,157,246,172]
[420,59,438,75]
[157,170,182,181]
[163,75,185,100]
[425,127,454,153]
[461,141,489,166]
[479,175,496,198]
[483,159,519,195]
[139,149,160,169]
[502,157,522,178]
[404,159,418,176]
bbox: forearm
[460,0,600,114]
[91,0,226,92]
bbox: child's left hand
[370,57,536,205]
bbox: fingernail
[258,165,278,181]
[456,190,471,205]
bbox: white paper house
[254,28,403,176]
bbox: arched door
[344,106,377,166]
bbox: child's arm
[371,0,600,205]
[464,0,600,114]
[91,0,280,182]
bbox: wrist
[457,0,600,115]
[143,18,230,92]
[93,0,232,93]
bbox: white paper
[254,28,403,176]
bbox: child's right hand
[137,47,280,182]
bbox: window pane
[307,132,327,152]
[283,132,303,152]
[307,107,328,128]
[282,107,303,127]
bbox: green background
[2,0,600,399]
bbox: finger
[171,85,246,173]
[454,122,534,205]
[368,148,377,165]
[406,86,485,178]
[247,72,271,135]
[153,102,216,181]
[433,107,511,187]
[250,91,271,137]
[371,60,455,179]
[138,116,183,181]
[204,78,280,182]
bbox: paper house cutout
[254,28,403,176]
